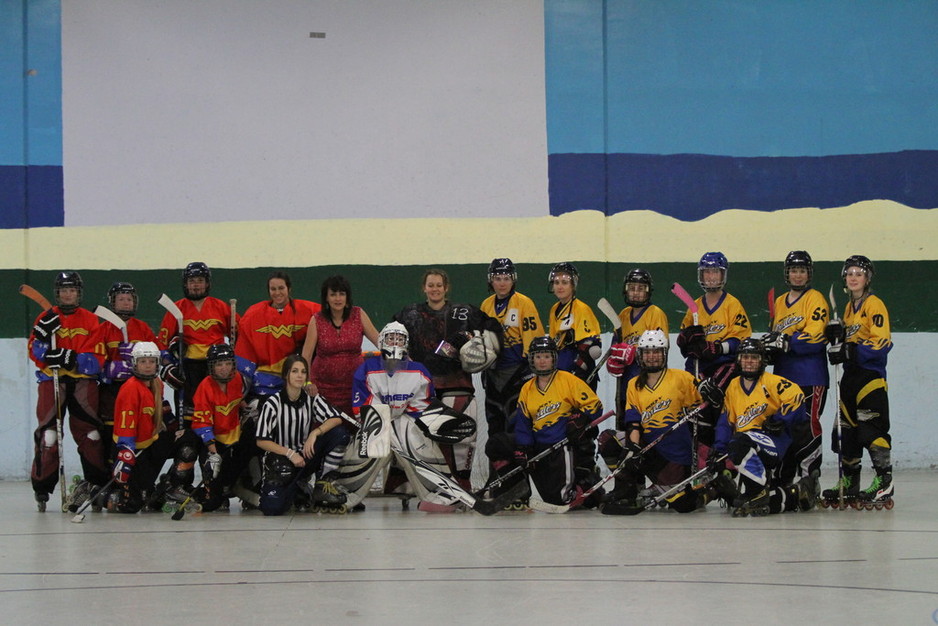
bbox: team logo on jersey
[736,403,769,429]
[773,314,803,333]
[845,323,861,340]
[381,392,415,404]
[214,398,242,417]
[641,398,672,427]
[56,327,90,339]
[142,406,154,417]
[184,319,223,331]
[704,323,726,336]
[255,324,304,339]
[534,401,562,426]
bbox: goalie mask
[784,250,813,291]
[737,338,767,381]
[527,335,558,377]
[183,261,212,300]
[623,268,653,307]
[636,329,668,373]
[207,343,236,383]
[379,322,409,364]
[697,252,728,293]
[131,341,161,381]
[53,271,83,314]
[108,282,139,320]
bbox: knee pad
[42,430,58,448]
[597,429,625,461]
[485,432,514,461]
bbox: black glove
[824,320,845,345]
[677,325,707,358]
[619,439,643,469]
[33,310,61,343]
[762,416,786,436]
[827,342,855,365]
[706,455,727,475]
[44,348,76,370]
[762,331,790,354]
[697,377,724,407]
[513,447,531,467]
[160,362,185,389]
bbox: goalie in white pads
[331,322,476,512]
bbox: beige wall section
[3,201,937,271]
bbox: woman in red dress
[302,275,380,415]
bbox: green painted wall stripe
[5,262,934,338]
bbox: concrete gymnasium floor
[1,471,937,625]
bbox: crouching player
[599,330,729,514]
[486,336,603,509]
[108,343,180,513]
[255,355,350,515]
[331,322,476,512]
[712,339,818,516]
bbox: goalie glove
[459,330,500,373]
[606,342,636,377]
[414,400,477,444]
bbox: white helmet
[131,341,161,380]
[379,322,409,362]
[636,329,668,373]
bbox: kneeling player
[599,330,726,514]
[486,336,603,508]
[713,340,817,516]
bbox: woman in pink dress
[302,276,380,415]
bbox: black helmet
[842,255,874,292]
[183,262,212,300]
[207,343,236,382]
[548,262,579,294]
[53,271,83,313]
[622,268,653,307]
[736,338,767,381]
[487,258,517,289]
[784,250,813,290]
[107,282,138,319]
[527,335,558,376]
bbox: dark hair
[267,271,295,312]
[281,354,309,381]
[320,275,353,320]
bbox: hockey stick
[828,284,844,509]
[94,305,129,342]
[229,298,237,345]
[586,299,623,383]
[767,287,776,331]
[21,284,67,511]
[671,281,700,469]
[158,294,186,425]
[533,402,712,513]
[475,410,614,498]
[70,449,146,522]
[19,284,53,310]
[613,453,730,515]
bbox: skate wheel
[61,502,70,513]
[862,502,873,511]
[162,502,177,514]
[849,500,861,510]
[401,498,410,511]
[884,499,895,510]
[819,499,829,509]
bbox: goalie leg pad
[358,404,392,459]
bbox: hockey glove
[761,416,786,436]
[113,447,136,483]
[33,310,61,343]
[761,332,790,354]
[606,342,636,377]
[619,439,643,469]
[513,447,531,467]
[160,362,185,389]
[697,377,725,408]
[104,358,134,382]
[677,325,707,358]
[699,340,724,362]
[706,455,727,476]
[824,320,845,345]
[44,348,77,370]
[827,341,855,365]
[205,452,223,479]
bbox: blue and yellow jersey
[548,298,601,373]
[623,368,700,466]
[771,288,829,387]
[843,294,891,378]
[614,304,669,383]
[480,290,543,369]
[680,291,751,374]
[514,370,602,447]
[714,371,805,452]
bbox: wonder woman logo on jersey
[185,319,224,331]
[255,324,305,339]
[56,327,90,339]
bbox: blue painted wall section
[0,0,63,228]
[546,0,938,218]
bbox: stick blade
[171,508,186,521]
[70,514,85,524]
[596,298,622,331]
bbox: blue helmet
[697,252,728,292]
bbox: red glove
[606,342,636,377]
